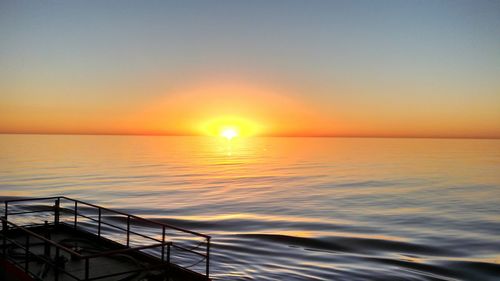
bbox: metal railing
[1,196,211,280]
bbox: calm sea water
[1,135,499,280]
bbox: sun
[221,128,238,140]
[199,116,262,138]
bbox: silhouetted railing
[1,196,211,280]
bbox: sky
[1,0,499,138]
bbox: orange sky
[1,77,499,139]
[1,1,500,139]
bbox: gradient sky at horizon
[1,0,499,138]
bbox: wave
[234,233,461,256]
[213,233,500,281]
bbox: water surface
[1,135,499,280]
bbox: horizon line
[1,131,499,140]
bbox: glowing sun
[221,128,238,140]
[199,116,261,138]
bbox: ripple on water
[1,135,500,280]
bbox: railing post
[54,198,60,226]
[85,257,90,280]
[161,226,166,262]
[167,243,170,264]
[25,235,30,272]
[166,243,171,279]
[54,247,60,281]
[206,237,211,278]
[74,201,78,229]
[44,221,51,257]
[126,215,130,247]
[98,208,102,237]
[4,202,8,231]
[1,219,6,233]
[2,219,6,257]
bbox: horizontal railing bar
[62,198,155,223]
[7,222,55,229]
[99,220,163,243]
[76,213,163,244]
[130,214,210,238]
[76,213,132,238]
[172,244,206,257]
[76,212,102,224]
[3,236,29,251]
[1,223,169,278]
[13,207,157,245]
[4,196,210,239]
[7,210,53,216]
[62,218,167,258]
[4,196,61,204]
[0,217,83,258]
[75,214,163,246]
[60,196,210,238]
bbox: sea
[1,134,499,281]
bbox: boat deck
[1,197,211,281]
